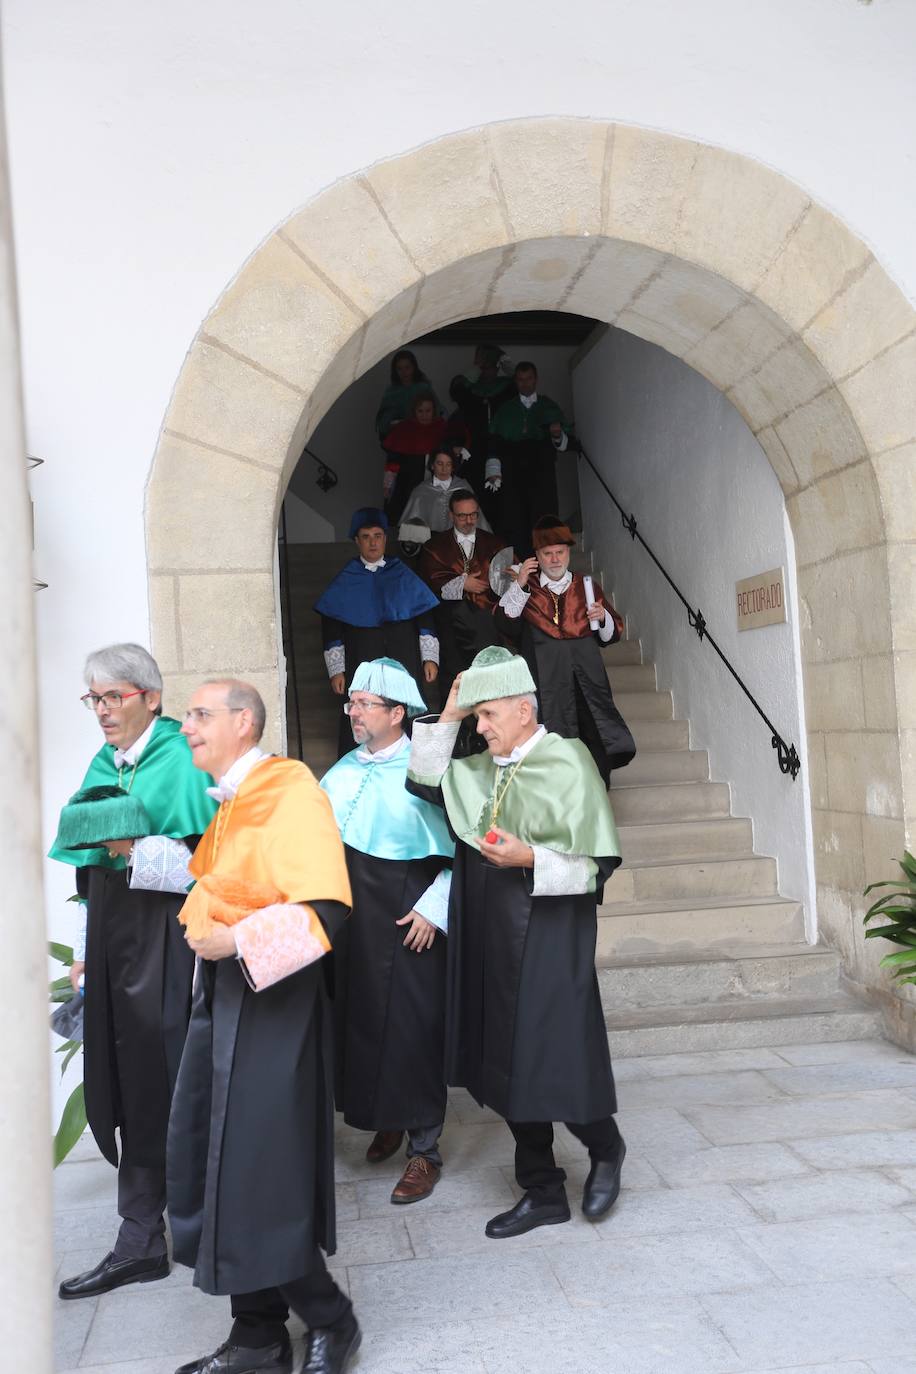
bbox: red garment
[382,415,470,457]
[523,574,624,641]
[420,529,507,612]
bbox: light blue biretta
[348,657,427,717]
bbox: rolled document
[583,574,600,632]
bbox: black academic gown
[333,848,448,1131]
[407,780,617,1125]
[167,900,346,1296]
[79,864,195,1168]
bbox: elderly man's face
[181,683,249,778]
[88,678,159,751]
[355,526,387,562]
[474,695,535,758]
[537,542,570,581]
[451,499,479,535]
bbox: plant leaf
[59,1041,82,1075]
[48,941,74,965]
[53,1083,87,1167]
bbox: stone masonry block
[562,238,664,321]
[283,177,421,316]
[625,260,746,350]
[204,234,362,395]
[812,807,865,893]
[148,574,181,675]
[804,258,916,382]
[488,238,594,315]
[775,387,867,487]
[824,729,904,820]
[355,281,422,378]
[676,144,810,293]
[872,442,916,544]
[684,299,790,393]
[840,332,916,456]
[861,813,908,890]
[807,732,829,810]
[163,341,304,470]
[176,572,276,674]
[797,547,892,663]
[895,651,916,731]
[804,659,865,733]
[365,129,511,274]
[615,308,692,359]
[888,543,916,653]
[605,125,697,255]
[862,654,900,732]
[787,461,884,568]
[147,435,277,574]
[756,203,871,334]
[408,249,503,339]
[753,339,832,420]
[488,118,608,240]
[727,372,783,434]
[755,426,800,495]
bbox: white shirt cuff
[440,574,466,601]
[499,579,530,619]
[129,836,194,893]
[530,845,595,896]
[552,431,569,452]
[597,609,617,643]
[412,868,451,933]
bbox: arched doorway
[145,118,915,1037]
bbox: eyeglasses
[343,698,393,715]
[182,707,244,725]
[81,690,146,712]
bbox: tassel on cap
[456,646,536,709]
[52,785,153,851]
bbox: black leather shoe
[175,1333,292,1374]
[582,1137,627,1219]
[485,1191,571,1239]
[58,1249,169,1300]
[301,1310,361,1373]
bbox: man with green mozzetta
[406,645,627,1239]
[50,643,216,1300]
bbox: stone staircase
[279,537,880,1057]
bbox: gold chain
[211,796,236,860]
[489,758,525,829]
[548,589,561,625]
[117,760,140,793]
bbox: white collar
[360,557,386,572]
[454,527,476,547]
[206,746,267,803]
[519,392,538,409]
[492,724,546,769]
[432,476,451,490]
[113,717,158,770]
[355,732,409,765]
[539,569,573,594]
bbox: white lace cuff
[409,719,461,784]
[129,836,194,893]
[73,913,87,962]
[234,902,331,991]
[441,574,466,601]
[552,431,569,452]
[530,845,595,896]
[324,644,345,677]
[419,632,439,665]
[412,867,451,933]
[485,456,502,479]
[499,578,530,619]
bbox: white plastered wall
[574,327,815,920]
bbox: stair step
[606,664,657,692]
[614,690,673,721]
[606,993,882,1056]
[630,720,689,751]
[611,854,779,904]
[598,943,839,1009]
[600,640,643,665]
[597,896,805,956]
[616,750,708,785]
[611,781,730,824]
[617,817,752,863]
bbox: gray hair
[205,679,267,743]
[84,643,163,693]
[511,691,539,720]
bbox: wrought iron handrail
[577,444,801,781]
[304,446,338,492]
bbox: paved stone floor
[54,1037,916,1374]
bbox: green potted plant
[863,850,916,986]
[49,921,89,1165]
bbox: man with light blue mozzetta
[320,658,454,1205]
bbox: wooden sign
[736,566,787,631]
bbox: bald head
[206,679,267,742]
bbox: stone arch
[146,118,915,1030]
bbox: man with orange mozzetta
[407,646,627,1239]
[166,679,361,1374]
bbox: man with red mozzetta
[406,646,626,1239]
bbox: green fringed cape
[48,716,216,870]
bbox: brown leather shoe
[391,1155,441,1204]
[366,1129,404,1164]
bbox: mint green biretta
[349,657,427,717]
[456,646,535,710]
[320,740,454,863]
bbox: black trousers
[229,1248,351,1348]
[113,1161,167,1259]
[507,1117,622,1204]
